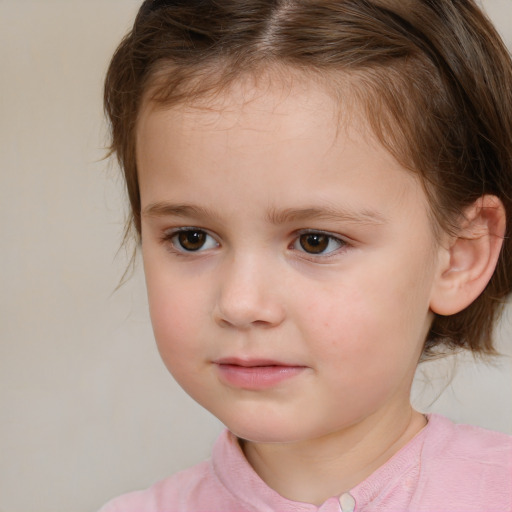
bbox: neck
[240,406,427,506]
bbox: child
[100,0,512,510]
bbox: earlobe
[429,195,506,316]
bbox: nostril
[215,318,274,329]
[251,319,274,328]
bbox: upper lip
[213,357,301,367]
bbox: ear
[430,195,506,316]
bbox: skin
[136,77,448,504]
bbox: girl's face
[137,79,441,444]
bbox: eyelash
[160,228,348,258]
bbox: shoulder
[97,429,247,512]
[413,414,512,511]
[424,413,512,463]
[97,461,212,512]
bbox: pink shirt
[99,414,512,512]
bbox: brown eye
[176,230,209,251]
[296,232,344,255]
[299,233,329,254]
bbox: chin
[220,413,318,445]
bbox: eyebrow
[142,202,218,221]
[142,202,387,226]
[266,206,387,226]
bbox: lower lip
[215,364,305,390]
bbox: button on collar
[339,492,356,512]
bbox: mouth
[213,357,306,390]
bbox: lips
[213,357,306,390]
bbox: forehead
[140,72,336,129]
[138,67,365,140]
[137,74,384,178]
[135,76,430,229]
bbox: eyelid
[294,228,348,242]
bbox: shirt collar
[211,415,432,511]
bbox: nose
[213,253,286,329]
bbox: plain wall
[0,2,511,511]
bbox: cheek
[147,284,212,397]
[143,261,206,362]
[296,266,429,364]
[297,278,392,343]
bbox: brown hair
[104,0,512,358]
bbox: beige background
[1,1,511,511]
